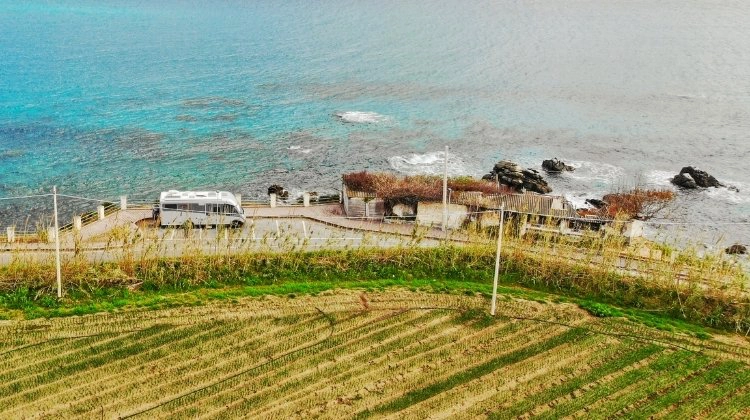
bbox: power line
[0,194,51,201]
[642,221,750,226]
[56,193,110,202]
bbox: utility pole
[491,204,505,316]
[53,186,62,298]
[442,146,449,232]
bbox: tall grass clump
[495,215,750,332]
[0,214,748,332]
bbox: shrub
[580,188,675,220]
[342,172,510,204]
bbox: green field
[1,290,749,418]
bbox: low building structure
[341,181,642,240]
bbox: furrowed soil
[1,290,749,419]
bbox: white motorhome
[157,190,245,228]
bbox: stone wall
[416,202,470,229]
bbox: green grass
[633,360,746,418]
[665,366,750,418]
[0,277,715,339]
[0,246,738,337]
[536,350,705,419]
[489,342,663,419]
[583,355,720,417]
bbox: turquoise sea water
[1,0,749,242]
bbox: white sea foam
[646,169,747,203]
[643,170,678,189]
[333,111,388,124]
[702,183,748,204]
[561,192,593,209]
[547,160,627,209]
[387,151,477,176]
[287,145,312,154]
[562,160,626,188]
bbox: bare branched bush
[579,188,675,220]
[342,172,510,205]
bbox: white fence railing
[0,189,342,237]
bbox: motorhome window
[208,204,220,213]
[178,203,189,211]
[189,203,204,212]
[164,204,177,210]
[222,204,235,214]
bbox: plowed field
[2,290,749,419]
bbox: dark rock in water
[725,244,747,255]
[484,160,552,194]
[267,184,289,198]
[542,158,574,173]
[671,166,724,189]
[671,173,698,189]
[585,198,607,209]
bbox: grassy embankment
[0,216,747,336]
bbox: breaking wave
[333,111,388,124]
[288,145,312,154]
[562,160,626,188]
[387,151,478,176]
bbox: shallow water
[1,0,749,244]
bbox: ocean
[1,0,749,246]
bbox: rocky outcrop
[726,244,747,255]
[671,173,697,189]
[267,184,289,198]
[585,198,607,209]
[671,167,724,189]
[483,160,552,194]
[542,158,574,173]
